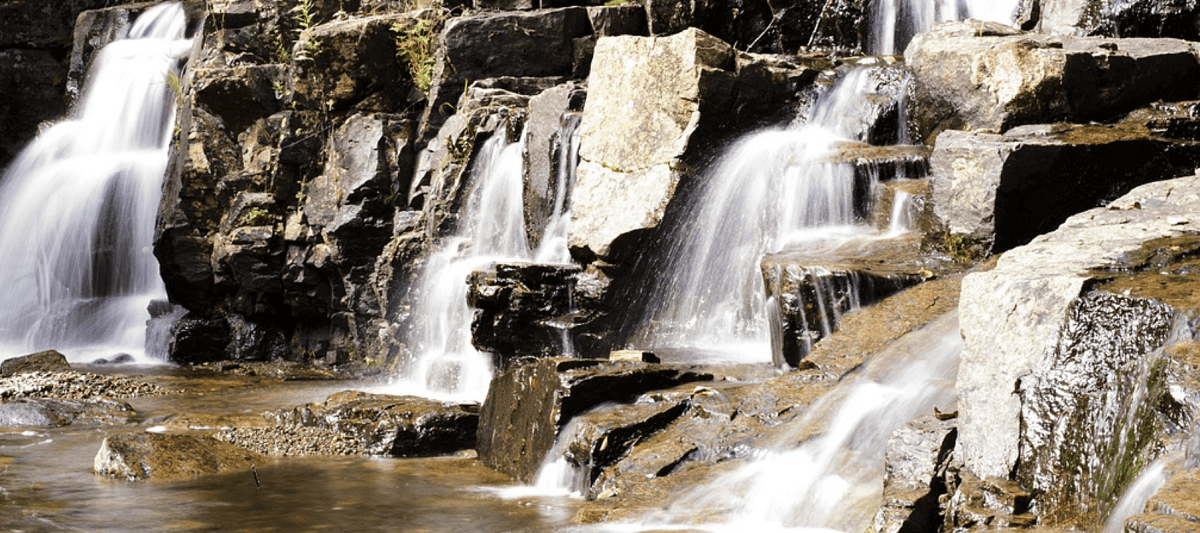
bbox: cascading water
[396,131,531,402]
[534,112,582,265]
[869,0,1023,55]
[0,2,191,362]
[637,313,961,532]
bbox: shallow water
[0,368,581,532]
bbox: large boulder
[289,13,414,113]
[476,357,712,482]
[94,432,263,481]
[906,20,1200,142]
[930,124,1200,253]
[0,350,71,376]
[956,173,1200,529]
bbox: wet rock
[67,3,152,108]
[468,263,582,368]
[523,82,586,244]
[930,124,1200,253]
[1122,101,1200,142]
[906,20,1200,141]
[1123,467,1200,533]
[169,315,232,365]
[870,415,957,533]
[0,350,71,376]
[272,391,479,457]
[942,464,1038,531]
[420,8,593,139]
[476,357,713,482]
[0,398,136,427]
[761,235,950,367]
[94,432,262,481]
[1032,0,1200,41]
[957,173,1200,528]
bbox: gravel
[0,371,170,401]
[215,425,364,456]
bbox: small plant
[392,17,439,96]
[243,207,273,226]
[944,233,976,264]
[292,0,322,62]
[164,71,184,101]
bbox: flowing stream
[0,2,190,363]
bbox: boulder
[906,20,1200,142]
[1031,0,1200,41]
[870,415,957,533]
[930,124,1200,253]
[468,263,583,367]
[0,350,71,376]
[191,65,285,136]
[272,391,479,456]
[94,432,262,481]
[289,13,413,113]
[0,398,136,427]
[476,357,713,482]
[168,315,231,364]
[957,173,1200,528]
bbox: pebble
[216,425,363,457]
[0,371,169,400]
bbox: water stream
[0,2,191,363]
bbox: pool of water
[0,367,582,532]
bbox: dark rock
[906,21,1200,142]
[870,415,957,533]
[761,236,949,368]
[66,4,150,108]
[168,315,232,365]
[289,13,412,113]
[92,353,136,365]
[94,432,262,481]
[0,398,136,427]
[930,124,1200,253]
[0,351,71,376]
[0,49,69,170]
[273,391,479,457]
[420,8,593,139]
[586,5,647,36]
[476,357,713,482]
[468,263,583,368]
[1033,0,1200,41]
[192,65,285,135]
[1122,101,1200,142]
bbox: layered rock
[931,123,1200,253]
[956,173,1200,529]
[906,20,1200,141]
[871,415,957,533]
[476,357,712,482]
[468,263,582,368]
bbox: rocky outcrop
[468,263,582,368]
[269,390,479,456]
[761,235,950,367]
[956,173,1200,529]
[931,123,1200,253]
[94,432,262,481]
[906,20,1200,142]
[476,357,712,482]
[1027,0,1200,41]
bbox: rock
[0,398,136,427]
[523,82,586,245]
[420,8,593,139]
[957,173,1200,528]
[1032,0,1200,41]
[942,463,1038,531]
[761,235,951,367]
[289,13,413,113]
[1123,467,1200,533]
[870,415,957,533]
[1122,101,1200,142]
[67,3,151,108]
[930,124,1200,253]
[0,350,71,376]
[94,432,262,481]
[906,21,1200,141]
[586,5,647,37]
[468,263,582,368]
[272,391,479,457]
[191,65,285,135]
[476,357,713,482]
[168,315,232,365]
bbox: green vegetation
[392,17,439,96]
[292,0,322,62]
[243,207,273,226]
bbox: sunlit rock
[94,432,262,481]
[870,415,956,533]
[1029,0,1200,41]
[907,20,1200,141]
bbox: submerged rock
[956,173,1200,529]
[930,123,1200,253]
[0,398,136,427]
[907,20,1200,141]
[1125,467,1200,533]
[476,357,713,483]
[94,432,262,481]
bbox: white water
[0,3,190,363]
[534,112,582,265]
[869,0,1022,55]
[630,68,909,361]
[393,133,531,402]
[632,313,961,532]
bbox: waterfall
[534,112,582,265]
[629,67,902,361]
[395,132,531,402]
[638,313,961,532]
[0,2,191,363]
[868,0,1023,55]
